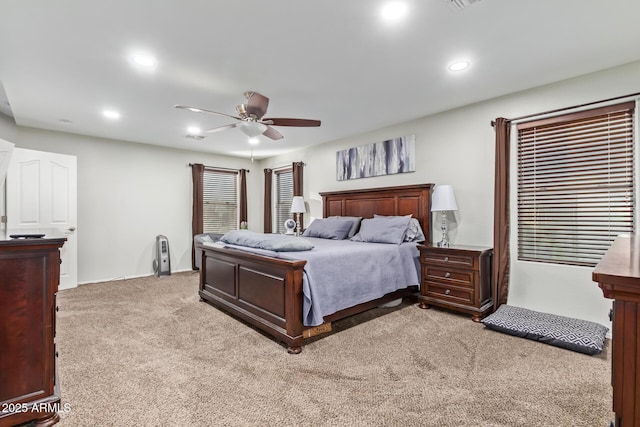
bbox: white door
[0,139,14,228]
[6,148,78,289]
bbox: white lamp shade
[290,196,306,213]
[431,185,458,212]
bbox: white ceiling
[1,0,639,160]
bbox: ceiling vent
[443,0,481,12]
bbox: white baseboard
[78,268,194,286]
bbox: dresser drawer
[425,282,474,305]
[421,250,475,269]
[424,266,474,288]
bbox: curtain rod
[491,90,640,127]
[269,161,306,172]
[188,163,249,173]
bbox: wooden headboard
[320,183,434,244]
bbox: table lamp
[290,196,306,236]
[431,185,458,247]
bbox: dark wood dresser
[418,244,493,322]
[593,235,640,427]
[0,231,66,427]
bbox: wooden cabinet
[0,233,66,427]
[418,244,493,322]
[592,235,640,427]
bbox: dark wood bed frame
[199,183,434,353]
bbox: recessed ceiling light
[381,2,408,20]
[103,110,120,119]
[448,61,470,71]
[248,137,259,145]
[187,126,201,134]
[131,54,157,68]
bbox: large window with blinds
[203,168,238,233]
[517,101,635,267]
[275,168,293,234]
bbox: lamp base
[437,211,451,247]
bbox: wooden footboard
[199,245,307,353]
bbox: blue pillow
[302,217,354,240]
[328,216,362,238]
[373,214,425,242]
[221,230,314,252]
[350,215,412,244]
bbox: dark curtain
[239,169,248,226]
[292,162,304,229]
[492,118,511,311]
[263,168,273,233]
[191,163,204,270]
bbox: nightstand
[418,244,493,322]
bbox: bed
[198,183,433,353]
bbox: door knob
[67,226,76,232]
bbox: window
[203,168,238,233]
[517,101,635,267]
[274,168,293,234]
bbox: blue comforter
[217,237,420,326]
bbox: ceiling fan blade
[262,126,284,140]
[262,118,321,127]
[204,123,237,134]
[244,92,269,120]
[175,104,242,121]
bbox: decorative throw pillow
[302,217,354,240]
[481,304,609,355]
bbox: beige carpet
[55,272,613,426]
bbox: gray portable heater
[154,235,171,276]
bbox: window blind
[275,169,293,234]
[202,169,238,233]
[517,101,635,267]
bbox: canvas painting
[336,134,415,181]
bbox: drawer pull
[445,289,451,295]
[444,256,449,262]
[445,272,451,278]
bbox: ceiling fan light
[237,121,267,138]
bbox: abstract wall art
[336,134,415,181]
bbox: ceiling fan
[175,91,321,140]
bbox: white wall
[261,60,640,329]
[0,124,261,284]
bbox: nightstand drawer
[425,283,473,305]
[421,250,475,269]
[424,266,474,288]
